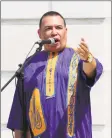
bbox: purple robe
[7,47,103,138]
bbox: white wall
[1,1,111,138]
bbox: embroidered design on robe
[29,88,46,136]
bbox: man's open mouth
[54,38,60,43]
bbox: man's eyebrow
[44,25,64,28]
[44,26,52,28]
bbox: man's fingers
[80,42,88,48]
[79,44,89,53]
[80,38,88,49]
[77,46,86,55]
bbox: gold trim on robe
[67,53,79,137]
[46,52,58,97]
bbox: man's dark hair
[39,11,66,28]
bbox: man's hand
[76,38,90,61]
[76,38,97,78]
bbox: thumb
[81,38,85,41]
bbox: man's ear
[37,29,41,39]
[66,27,67,32]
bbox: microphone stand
[1,43,43,138]
[1,43,42,92]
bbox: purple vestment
[7,47,103,138]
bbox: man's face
[38,15,67,52]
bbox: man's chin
[45,45,65,52]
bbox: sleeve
[78,58,103,88]
[7,78,28,131]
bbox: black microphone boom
[35,38,55,45]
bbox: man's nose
[51,28,57,36]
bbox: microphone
[35,38,56,45]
